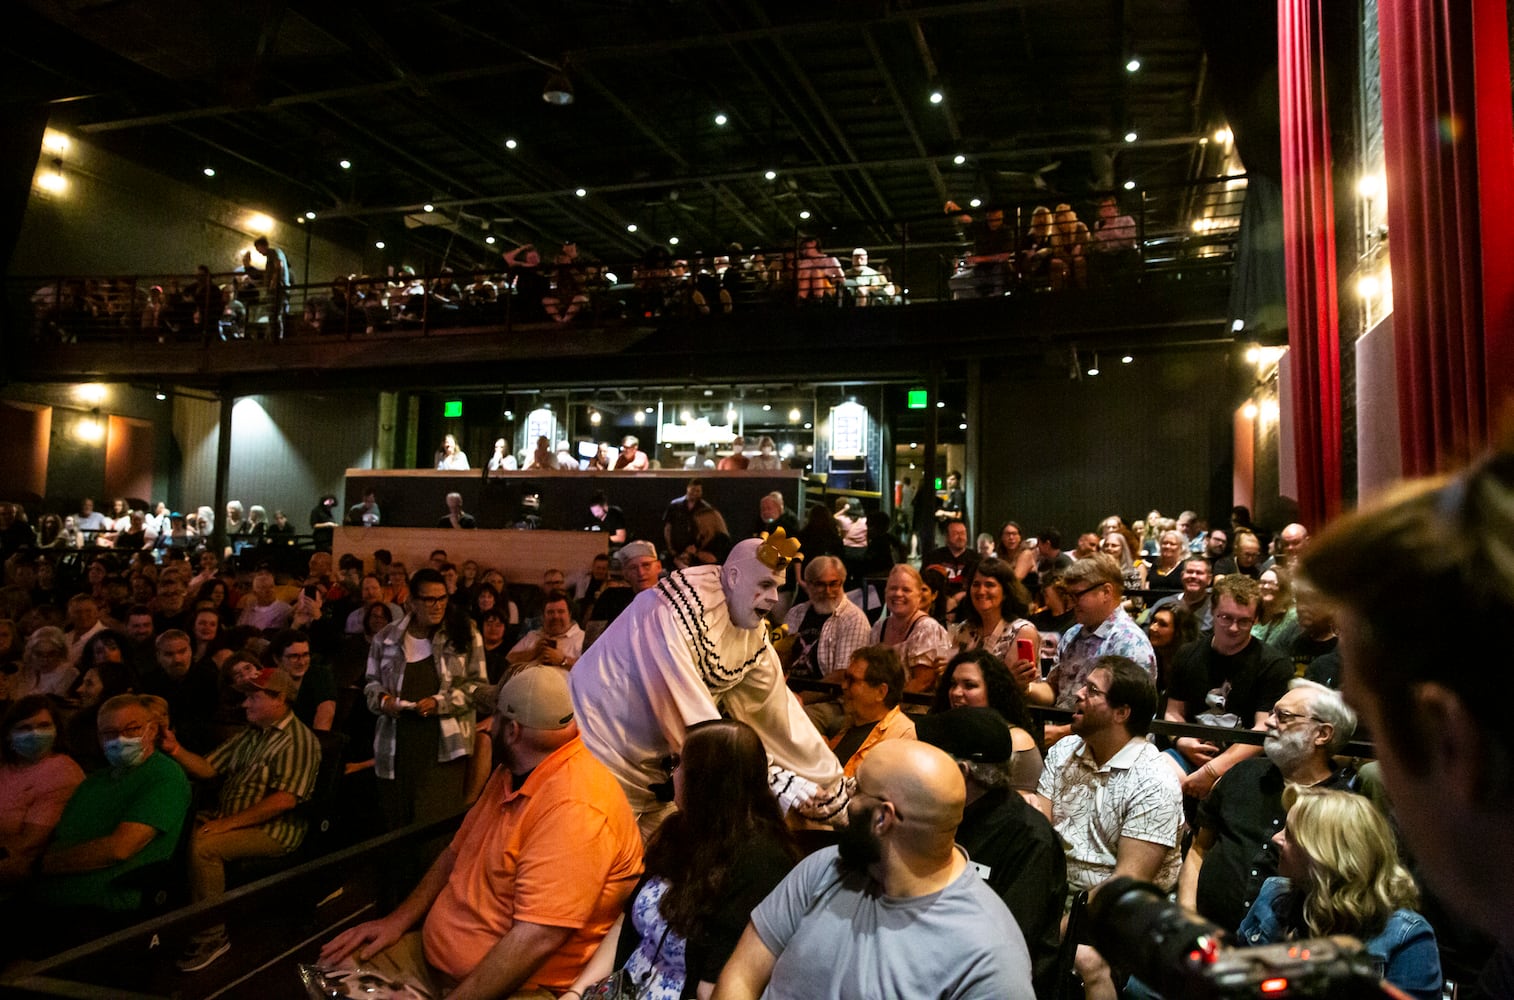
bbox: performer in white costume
[571,529,849,835]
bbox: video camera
[1086,877,1412,999]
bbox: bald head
[856,740,965,838]
[721,537,785,629]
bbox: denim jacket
[1237,877,1443,1000]
[364,614,486,780]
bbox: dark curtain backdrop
[1,107,50,274]
[1278,0,1344,527]
[1380,0,1514,475]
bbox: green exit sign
[907,389,928,409]
[443,400,463,418]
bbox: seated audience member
[152,572,196,634]
[954,557,1040,668]
[36,694,193,915]
[1026,555,1156,746]
[586,541,662,628]
[672,507,733,569]
[12,626,76,698]
[916,708,1065,998]
[1036,655,1182,999]
[615,435,650,471]
[268,628,337,731]
[931,649,1043,796]
[346,490,382,528]
[1140,555,1215,632]
[1241,789,1442,1000]
[828,645,916,777]
[782,555,871,738]
[0,696,86,883]
[1144,530,1188,593]
[64,593,108,667]
[320,667,643,998]
[575,553,613,615]
[1250,566,1300,649]
[504,590,584,673]
[717,740,1035,998]
[477,608,512,683]
[1215,527,1264,579]
[163,666,321,971]
[345,574,403,634]
[238,570,293,633]
[1178,679,1357,932]
[1098,530,1146,593]
[437,492,477,529]
[140,629,221,753]
[567,720,799,999]
[923,520,979,600]
[1162,575,1293,798]
[869,563,953,695]
[1143,601,1198,697]
[1285,577,1338,677]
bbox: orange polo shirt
[422,737,642,988]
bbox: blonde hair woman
[870,564,952,694]
[1241,789,1442,1000]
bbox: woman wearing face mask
[0,696,85,883]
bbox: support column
[212,389,234,558]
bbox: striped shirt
[364,614,487,780]
[207,711,321,851]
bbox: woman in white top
[869,563,952,695]
[434,433,470,470]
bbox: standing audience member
[252,236,290,339]
[716,740,1035,998]
[321,667,643,999]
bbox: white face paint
[722,540,785,629]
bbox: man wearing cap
[584,540,662,630]
[915,707,1066,998]
[321,667,642,1000]
[164,666,321,971]
[572,530,849,835]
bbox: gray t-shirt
[751,845,1034,999]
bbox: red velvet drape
[1380,0,1514,475]
[1277,0,1343,527]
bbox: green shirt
[207,711,321,851]
[40,751,191,911]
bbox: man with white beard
[782,555,872,738]
[1175,679,1358,931]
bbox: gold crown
[756,527,802,571]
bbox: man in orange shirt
[320,667,642,999]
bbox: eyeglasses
[659,752,682,773]
[811,577,845,590]
[416,593,449,606]
[1215,612,1257,630]
[1081,682,1108,701]
[1270,707,1322,727]
[1066,584,1106,601]
[99,722,149,740]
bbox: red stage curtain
[1278,0,1343,526]
[1380,0,1514,475]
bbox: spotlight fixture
[1121,354,1134,364]
[788,407,801,422]
[1232,319,1246,332]
[542,68,574,105]
[339,159,352,169]
[799,210,811,220]
[714,112,728,126]
[575,188,587,198]
[155,387,167,401]
[1123,179,1136,190]
[1087,351,1101,377]
[1124,131,1138,143]
[627,224,638,233]
[953,154,966,165]
[935,401,945,409]
[423,203,434,213]
[668,236,680,246]
[304,211,316,220]
[969,198,982,208]
[762,403,772,412]
[1126,58,1141,72]
[374,240,386,249]
[633,410,645,424]
[1214,126,1233,144]
[505,138,518,150]
[929,90,944,105]
[764,169,777,181]
[485,235,496,244]
[203,167,216,177]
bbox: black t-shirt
[1146,563,1184,593]
[1289,634,1338,678]
[922,546,979,593]
[832,719,879,767]
[663,497,709,554]
[584,504,626,537]
[1303,649,1342,689]
[1169,635,1294,727]
[1195,757,1356,932]
[790,604,834,679]
[957,788,1067,997]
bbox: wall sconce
[36,157,67,194]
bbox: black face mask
[836,803,884,871]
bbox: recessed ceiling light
[374,240,385,249]
[714,112,728,126]
[645,406,654,413]
[423,203,434,213]
[296,216,305,224]
[804,422,812,429]
[799,210,811,220]
[1126,58,1141,72]
[485,235,496,244]
[958,422,967,430]
[304,211,316,220]
[1087,365,1101,376]
[929,90,944,104]
[339,159,352,169]
[626,223,638,233]
[764,170,777,181]
[668,236,680,245]
[575,188,587,198]
[1121,354,1134,364]
[505,138,518,150]
[1124,179,1136,190]
[1124,131,1138,143]
[969,198,982,208]
[202,167,216,177]
[936,401,945,408]
[762,403,772,412]
[953,154,966,165]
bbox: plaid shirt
[364,614,487,780]
[783,597,872,677]
[207,712,321,851]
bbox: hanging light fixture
[542,64,574,105]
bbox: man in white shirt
[504,591,584,671]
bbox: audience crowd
[0,481,1459,999]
